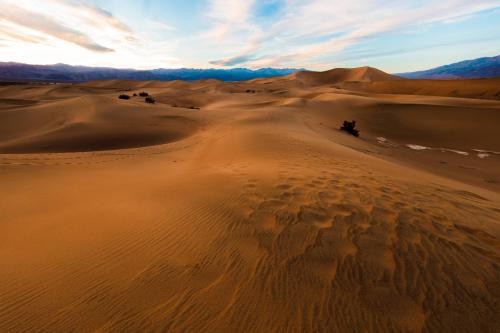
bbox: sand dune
[263,67,500,100]
[290,66,402,86]
[1,70,499,332]
[348,78,500,100]
[0,95,198,153]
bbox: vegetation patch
[340,120,359,137]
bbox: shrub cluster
[118,91,155,105]
[340,120,359,137]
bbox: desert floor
[1,70,500,332]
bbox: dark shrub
[340,120,359,137]
[145,96,155,104]
[118,94,130,100]
[139,92,149,97]
[133,93,137,96]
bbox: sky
[0,0,499,72]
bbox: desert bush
[118,94,130,100]
[139,92,149,97]
[145,96,156,104]
[133,93,137,96]
[340,120,359,137]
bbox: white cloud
[1,4,114,52]
[0,0,138,51]
[0,0,180,68]
[205,0,260,48]
[207,0,500,69]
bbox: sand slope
[0,72,499,332]
[348,78,500,100]
[0,94,198,153]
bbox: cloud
[0,21,48,44]
[209,39,262,66]
[77,2,133,34]
[147,19,176,32]
[0,0,185,69]
[210,54,254,66]
[202,0,258,44]
[1,5,114,52]
[206,0,500,68]
[203,0,270,66]
[49,0,137,41]
[333,36,500,66]
[0,0,141,53]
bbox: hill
[398,55,500,79]
[290,66,402,86]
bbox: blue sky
[0,0,499,72]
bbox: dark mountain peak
[398,55,500,79]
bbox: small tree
[118,94,130,100]
[340,120,359,137]
[139,92,149,97]
[145,96,156,104]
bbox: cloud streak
[0,0,140,53]
[0,21,48,44]
[2,5,114,52]
[207,0,500,69]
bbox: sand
[0,68,499,332]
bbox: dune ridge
[290,66,402,86]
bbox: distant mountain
[0,62,301,82]
[398,55,500,79]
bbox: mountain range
[398,55,500,79]
[1,55,499,82]
[0,62,300,82]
